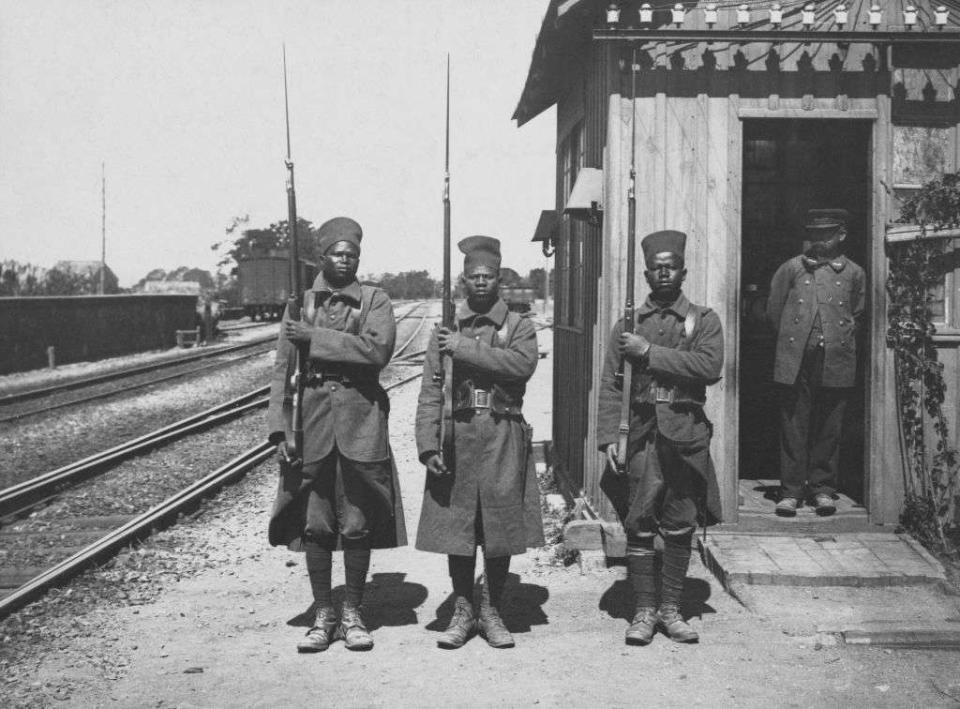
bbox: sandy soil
[4,369,960,709]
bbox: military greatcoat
[766,254,865,388]
[266,275,406,550]
[597,293,724,530]
[415,298,544,557]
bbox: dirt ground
[3,368,960,709]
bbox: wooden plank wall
[591,36,901,524]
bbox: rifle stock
[283,45,306,466]
[438,56,454,464]
[616,50,638,474]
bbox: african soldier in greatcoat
[598,229,724,645]
[415,235,543,650]
[267,216,406,653]
[767,209,865,517]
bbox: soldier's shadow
[598,573,715,622]
[425,572,549,634]
[287,572,428,631]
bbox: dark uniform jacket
[266,275,406,550]
[766,254,865,388]
[597,292,724,525]
[415,298,544,556]
[267,276,395,463]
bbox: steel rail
[0,306,432,518]
[0,368,427,619]
[393,305,430,358]
[0,389,269,518]
[0,334,277,407]
[0,344,276,424]
[0,443,275,618]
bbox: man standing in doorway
[415,235,543,650]
[267,216,406,653]
[767,209,866,517]
[598,230,724,646]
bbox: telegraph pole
[100,162,106,295]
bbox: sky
[0,0,557,287]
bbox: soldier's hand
[277,440,301,468]
[284,319,315,344]
[619,332,651,361]
[424,453,450,476]
[603,443,621,474]
[436,327,460,354]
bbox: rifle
[616,49,638,474]
[439,55,454,464]
[282,45,306,466]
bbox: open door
[738,119,872,507]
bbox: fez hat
[459,235,501,271]
[317,217,363,255]
[641,230,686,265]
[804,209,849,233]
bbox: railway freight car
[499,267,536,313]
[237,255,317,321]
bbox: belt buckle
[473,390,491,409]
[654,386,674,404]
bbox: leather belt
[650,382,704,406]
[304,371,352,387]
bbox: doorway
[738,119,872,504]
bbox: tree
[211,216,321,271]
[378,270,439,300]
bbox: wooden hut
[514,0,960,545]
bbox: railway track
[0,306,433,619]
[0,334,278,418]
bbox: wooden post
[46,346,56,369]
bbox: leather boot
[625,607,657,646]
[296,606,338,653]
[478,578,514,649]
[657,603,699,643]
[337,605,374,651]
[436,596,477,649]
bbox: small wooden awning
[564,167,604,221]
[531,210,559,244]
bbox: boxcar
[237,256,317,320]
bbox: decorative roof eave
[593,27,960,44]
[886,224,960,242]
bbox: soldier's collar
[801,254,847,273]
[637,292,690,320]
[457,297,508,327]
[311,275,362,304]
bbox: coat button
[789,337,795,342]
[330,384,338,391]
[804,280,810,285]
[658,329,664,335]
[794,317,800,323]
[836,281,841,286]
[838,300,843,305]
[798,299,804,304]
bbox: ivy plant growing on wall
[890,173,960,553]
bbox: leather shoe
[775,496,799,517]
[625,607,657,645]
[297,606,337,653]
[478,606,515,649]
[437,597,477,649]
[657,604,699,643]
[813,493,836,517]
[337,605,374,651]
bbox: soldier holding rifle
[415,236,543,650]
[267,217,406,653]
[598,230,724,646]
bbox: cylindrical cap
[317,217,363,254]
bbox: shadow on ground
[425,572,549,633]
[599,576,715,621]
[286,572,428,630]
